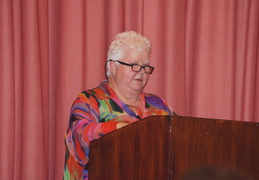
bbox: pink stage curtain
[0,0,258,179]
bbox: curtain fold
[1,1,15,179]
[0,0,258,179]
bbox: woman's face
[112,48,151,97]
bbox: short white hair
[106,31,151,77]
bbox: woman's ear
[110,61,117,75]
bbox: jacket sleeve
[65,92,118,166]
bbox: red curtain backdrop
[1,0,258,179]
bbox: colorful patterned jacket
[64,81,172,180]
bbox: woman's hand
[116,122,130,129]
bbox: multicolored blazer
[64,81,172,180]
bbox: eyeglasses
[108,59,154,74]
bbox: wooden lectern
[88,116,259,180]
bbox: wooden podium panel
[88,116,259,180]
[88,116,171,180]
[170,116,259,179]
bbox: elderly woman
[64,31,172,180]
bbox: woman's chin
[131,85,144,92]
